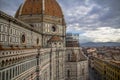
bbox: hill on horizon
[80,42,120,47]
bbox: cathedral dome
[15,0,63,18]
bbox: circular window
[52,26,56,32]
[21,34,25,43]
[37,38,39,44]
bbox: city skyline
[0,0,120,43]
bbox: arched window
[67,70,70,77]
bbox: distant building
[89,56,120,80]
[87,46,120,80]
[66,33,80,47]
[86,48,97,57]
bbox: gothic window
[10,29,12,34]
[10,69,12,79]
[0,72,1,80]
[82,68,84,75]
[13,29,15,34]
[1,60,4,67]
[4,35,7,42]
[37,38,39,44]
[0,24,4,32]
[21,34,25,43]
[0,34,3,42]
[2,71,5,80]
[13,68,15,77]
[20,65,22,73]
[68,54,70,61]
[5,26,7,32]
[67,70,70,77]
[15,67,17,76]
[6,70,8,80]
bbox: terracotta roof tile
[48,36,63,42]
[15,0,63,18]
[110,61,120,66]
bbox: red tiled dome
[15,0,63,18]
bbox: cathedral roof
[48,36,63,42]
[71,52,77,62]
[15,0,63,18]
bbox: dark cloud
[0,0,120,43]
[0,0,120,29]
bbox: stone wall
[0,11,42,49]
[65,47,88,80]
[0,48,66,80]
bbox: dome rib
[15,0,63,18]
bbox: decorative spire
[42,0,45,14]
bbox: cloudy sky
[0,0,120,43]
